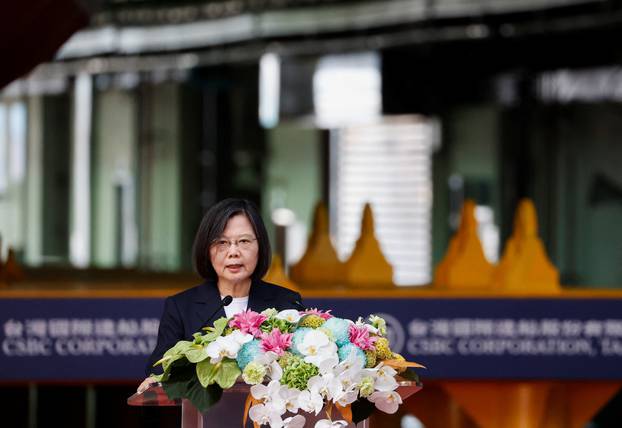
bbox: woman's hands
[137,376,158,393]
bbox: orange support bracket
[441,381,621,428]
[442,381,552,428]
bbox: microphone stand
[201,295,233,329]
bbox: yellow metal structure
[0,246,23,287]
[434,200,494,290]
[289,202,345,286]
[343,203,394,288]
[492,199,560,293]
[263,254,299,292]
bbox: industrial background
[1,0,622,427]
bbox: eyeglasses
[211,236,258,252]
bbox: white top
[223,295,249,318]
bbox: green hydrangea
[374,337,392,360]
[280,358,319,390]
[242,362,266,385]
[298,315,326,328]
[277,352,298,368]
[261,317,293,334]
[359,376,375,397]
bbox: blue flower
[236,339,261,370]
[291,327,312,355]
[323,317,350,346]
[338,342,366,367]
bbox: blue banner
[0,298,163,381]
[306,297,622,380]
[2,296,622,381]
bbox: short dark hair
[192,198,272,281]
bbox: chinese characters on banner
[3,317,158,357]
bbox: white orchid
[337,367,360,395]
[251,380,286,414]
[368,390,403,414]
[279,386,301,413]
[276,309,302,323]
[248,403,284,427]
[336,389,359,407]
[297,329,329,354]
[255,350,279,366]
[305,346,338,369]
[374,364,399,392]
[204,330,253,364]
[316,354,339,375]
[268,360,284,381]
[335,346,365,375]
[355,316,378,333]
[308,374,343,401]
[331,348,366,395]
[314,419,350,428]
[353,366,380,387]
[297,389,324,415]
[283,415,306,428]
[249,351,283,382]
[297,330,339,368]
[228,329,254,345]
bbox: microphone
[201,295,233,329]
[221,295,234,307]
[290,298,306,311]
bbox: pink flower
[260,328,293,356]
[303,308,333,320]
[229,310,267,338]
[349,324,378,351]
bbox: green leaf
[162,364,195,399]
[214,317,229,332]
[399,368,422,385]
[164,340,194,357]
[186,382,223,414]
[162,364,223,413]
[155,340,194,368]
[196,360,219,387]
[351,398,376,424]
[214,359,241,389]
[160,356,190,381]
[203,317,229,341]
[153,353,181,369]
[192,332,203,344]
[185,345,209,363]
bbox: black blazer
[146,278,303,375]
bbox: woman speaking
[137,198,303,392]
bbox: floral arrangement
[153,308,423,427]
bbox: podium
[128,380,421,427]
